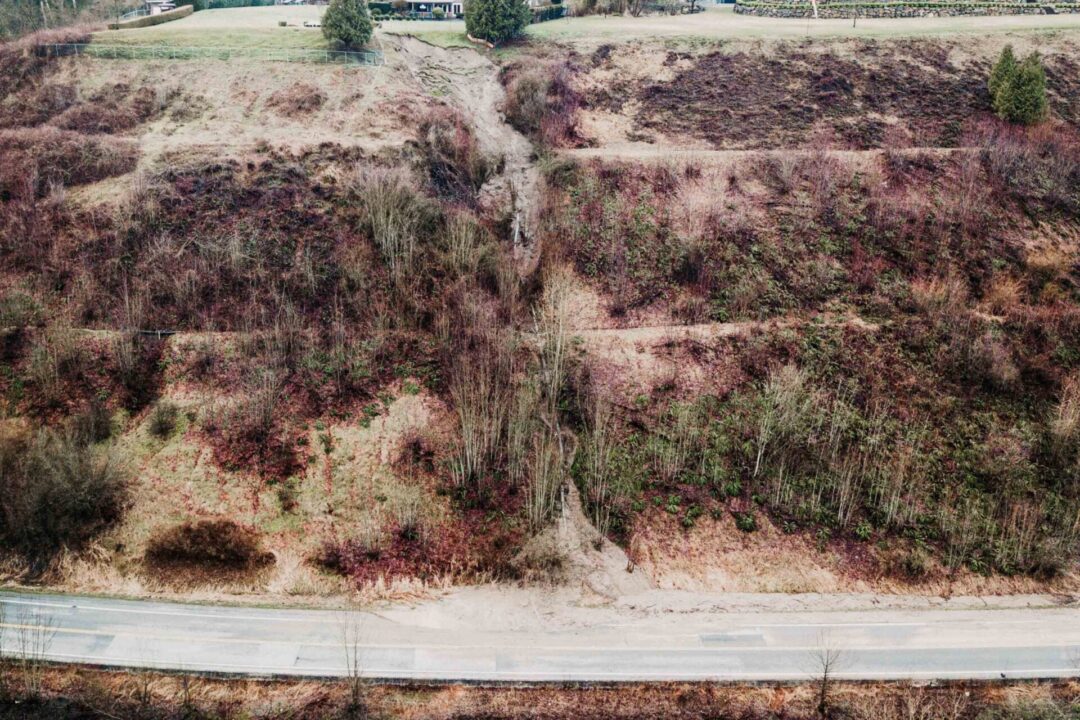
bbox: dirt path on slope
[562,145,970,163]
[384,34,542,274]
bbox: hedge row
[532,4,567,20]
[192,0,275,9]
[107,4,192,29]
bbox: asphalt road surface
[1,592,1079,681]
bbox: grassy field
[91,4,1080,51]
[96,6,332,49]
[94,5,471,49]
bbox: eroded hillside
[0,28,1078,602]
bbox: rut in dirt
[386,34,542,275]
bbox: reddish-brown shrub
[201,377,305,481]
[145,519,274,570]
[0,28,93,99]
[265,82,326,117]
[975,119,1080,218]
[0,81,77,128]
[51,83,162,134]
[0,127,138,199]
[501,59,583,148]
[417,106,497,204]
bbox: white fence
[119,7,152,20]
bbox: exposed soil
[387,35,542,272]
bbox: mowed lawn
[96,6,333,49]
[94,5,471,49]
[91,3,1080,50]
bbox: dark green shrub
[465,0,530,46]
[322,0,373,49]
[0,426,129,560]
[987,44,1016,100]
[989,48,1047,126]
[145,519,274,570]
[205,0,274,7]
[734,511,757,532]
[148,400,180,439]
[902,546,930,579]
[0,291,41,327]
[531,4,565,21]
[418,107,498,204]
[68,401,113,445]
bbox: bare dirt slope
[388,35,542,271]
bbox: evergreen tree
[322,0,373,50]
[465,0,530,46]
[992,52,1048,126]
[987,44,1016,101]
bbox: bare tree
[129,639,159,709]
[0,602,8,701]
[178,671,194,715]
[809,632,845,720]
[341,611,366,718]
[579,393,616,536]
[15,609,56,700]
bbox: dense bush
[417,107,499,204]
[0,128,138,200]
[987,44,1016,101]
[145,519,274,570]
[501,59,582,147]
[554,148,1080,578]
[148,400,180,439]
[200,0,275,8]
[68,401,114,445]
[322,0,373,49]
[977,121,1080,218]
[989,45,1048,125]
[201,375,303,481]
[531,4,566,21]
[465,0,530,45]
[0,425,129,560]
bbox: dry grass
[6,665,1080,720]
[910,274,970,319]
[265,82,326,117]
[0,127,138,199]
[981,274,1025,315]
[1051,371,1080,455]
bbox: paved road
[1,592,1079,681]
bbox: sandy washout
[386,34,543,274]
